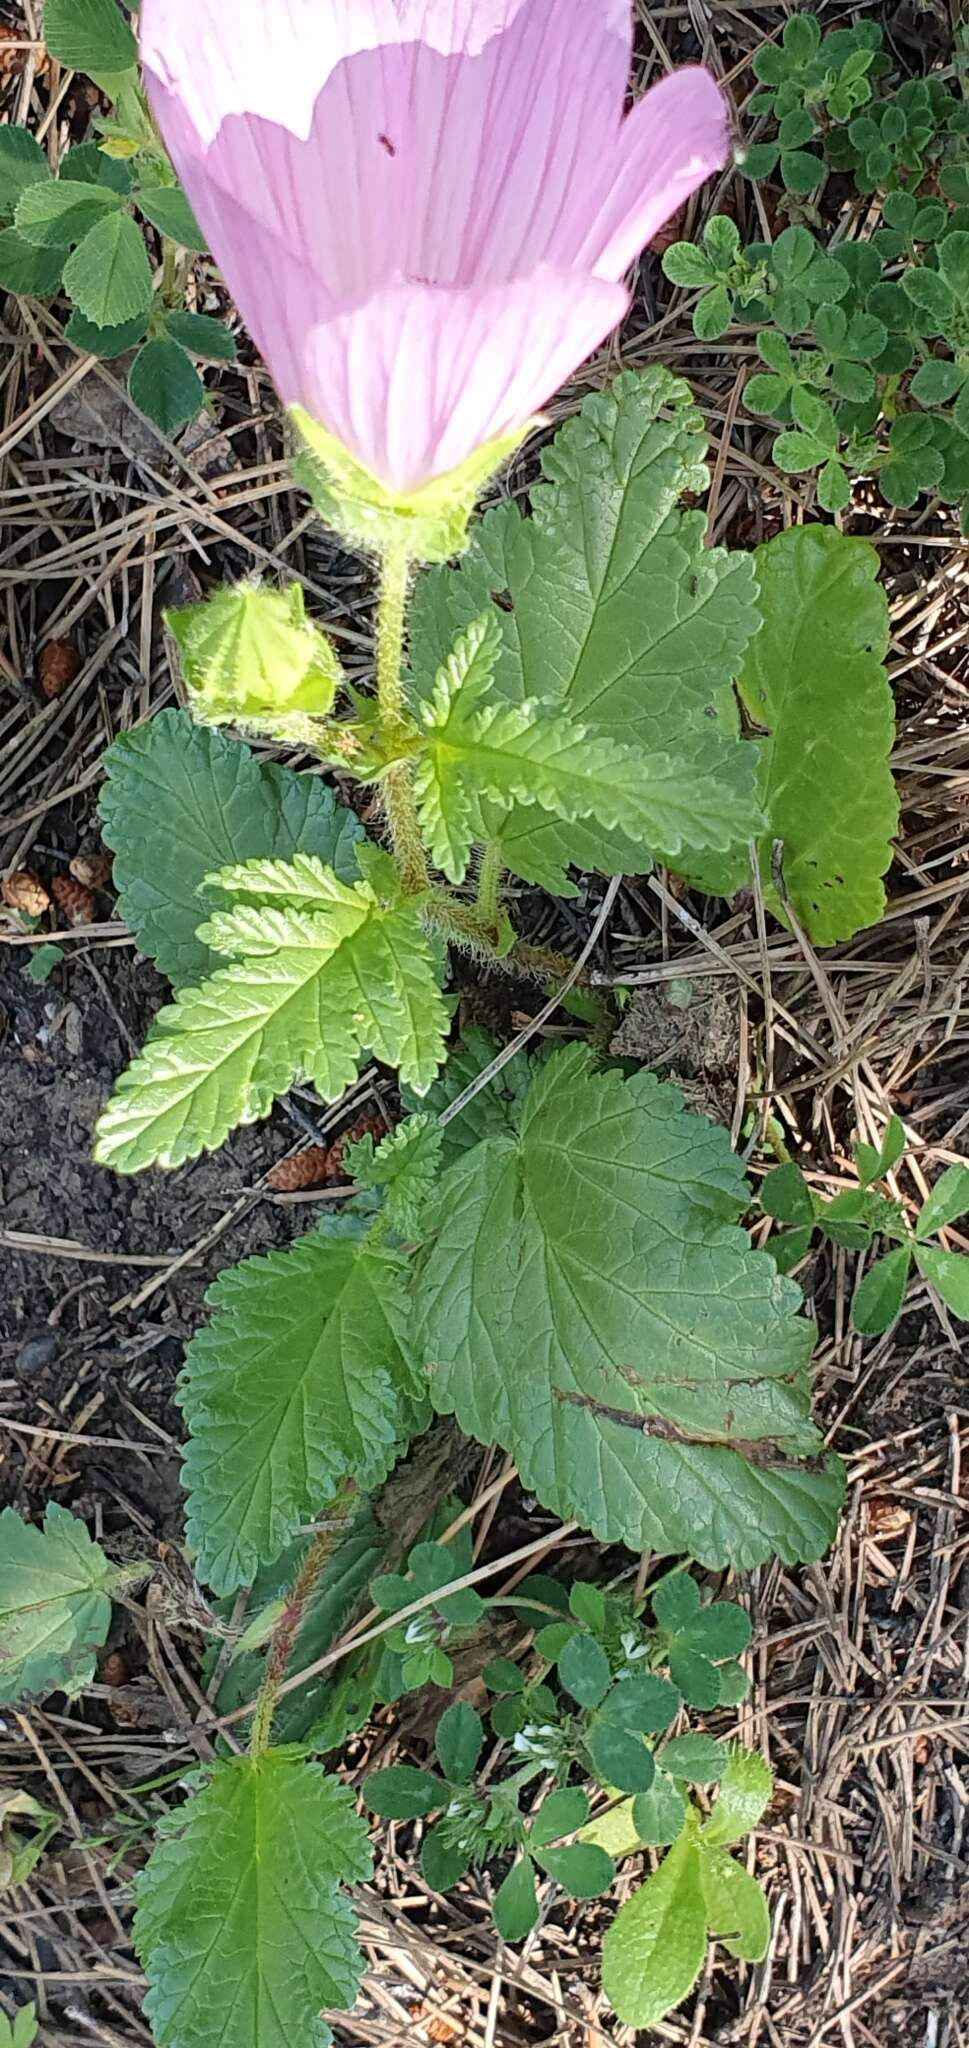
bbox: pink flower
[141,2,729,496]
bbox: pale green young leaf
[602,1828,707,2028]
[409,369,762,891]
[699,1844,771,1960]
[95,858,448,1172]
[43,0,138,75]
[0,2006,38,2048]
[63,211,152,326]
[701,1750,774,1849]
[737,527,897,943]
[0,1504,146,1704]
[414,1047,845,1570]
[345,1115,444,1238]
[168,581,343,725]
[179,1221,423,1593]
[412,610,502,879]
[916,1163,969,1242]
[99,711,362,984]
[15,178,122,247]
[134,1751,370,2048]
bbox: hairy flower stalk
[250,1489,356,1757]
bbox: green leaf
[910,358,965,406]
[60,142,132,193]
[435,1702,483,1785]
[651,1569,701,1633]
[366,1765,442,1818]
[345,1116,443,1238]
[915,1245,969,1320]
[668,1645,721,1710]
[169,582,342,724]
[0,1504,144,1705]
[129,338,204,434]
[680,1601,752,1658]
[558,1632,611,1709]
[422,1825,471,1891]
[739,142,781,180]
[715,1659,750,1706]
[702,1749,773,1849]
[602,1829,707,2028]
[136,183,207,250]
[0,129,50,222]
[737,526,897,944]
[0,2007,38,2048]
[134,1752,369,2048]
[25,943,65,986]
[164,310,236,361]
[769,1225,814,1275]
[66,306,148,356]
[534,1841,615,1897]
[852,1247,912,1336]
[916,1164,969,1241]
[0,228,64,295]
[415,612,756,881]
[43,0,138,75]
[661,242,717,288]
[587,1722,656,1793]
[699,1844,771,1961]
[409,368,761,892]
[15,178,122,247]
[601,1673,681,1734]
[415,1048,844,1570]
[856,1114,906,1187]
[63,211,152,326]
[693,284,733,340]
[782,148,826,193]
[401,1026,532,1175]
[529,1787,589,1848]
[95,856,449,1172]
[772,429,831,473]
[99,710,362,984]
[493,1856,539,1942]
[632,1772,688,1847]
[483,1657,526,1695]
[660,1734,728,1784]
[178,1224,422,1593]
[902,265,956,332]
[760,1163,815,1225]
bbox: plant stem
[376,542,428,892]
[476,842,503,928]
[249,1493,355,1758]
[160,235,177,308]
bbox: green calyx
[167,580,343,729]
[290,408,532,563]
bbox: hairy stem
[249,1491,355,1758]
[509,938,586,984]
[376,542,428,892]
[475,841,504,928]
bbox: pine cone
[69,848,113,889]
[38,637,79,700]
[2,870,50,916]
[51,875,97,926]
[328,1110,388,1176]
[266,1144,333,1191]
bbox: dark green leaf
[65,306,148,356]
[129,337,204,433]
[0,229,63,295]
[632,1772,688,1846]
[493,1856,538,1942]
[421,1825,471,1892]
[558,1633,611,1709]
[651,1569,701,1634]
[529,1787,589,1848]
[0,128,50,222]
[715,1659,751,1705]
[435,1702,483,1786]
[660,1734,728,1783]
[587,1723,656,1793]
[482,1658,525,1694]
[668,1645,721,1709]
[535,1842,615,1897]
[693,284,733,340]
[136,183,208,251]
[915,1245,969,1320]
[916,1164,969,1241]
[852,1247,912,1335]
[15,178,122,247]
[366,1766,441,1819]
[781,149,825,193]
[601,1673,681,1735]
[165,309,236,360]
[769,1225,815,1275]
[760,1163,814,1225]
[43,0,138,74]
[680,1602,753,1659]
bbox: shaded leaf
[366,1766,441,1819]
[493,1856,539,1942]
[852,1247,912,1336]
[129,338,203,434]
[435,1702,483,1785]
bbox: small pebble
[16,1332,58,1374]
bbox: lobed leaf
[95,855,449,1172]
[414,1048,845,1570]
[409,369,762,891]
[134,1751,370,2048]
[0,1504,145,1705]
[178,1220,423,1593]
[100,710,362,984]
[738,527,897,943]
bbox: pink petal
[302,271,630,494]
[575,68,730,280]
